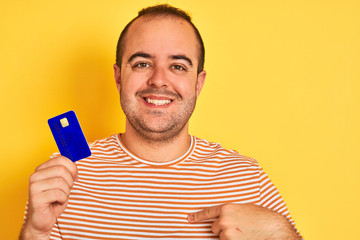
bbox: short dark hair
[115,4,205,74]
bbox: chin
[135,123,187,144]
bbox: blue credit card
[48,110,91,162]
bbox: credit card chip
[60,117,69,128]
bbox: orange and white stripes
[49,134,295,239]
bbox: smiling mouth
[144,98,172,106]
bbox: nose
[147,65,169,88]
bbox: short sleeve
[49,221,62,240]
[258,167,302,238]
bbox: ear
[113,63,121,92]
[195,70,206,98]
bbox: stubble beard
[120,88,197,144]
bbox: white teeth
[145,98,171,106]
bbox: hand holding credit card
[48,110,91,162]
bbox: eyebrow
[170,55,193,67]
[128,52,153,63]
[127,52,193,67]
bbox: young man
[20,4,301,240]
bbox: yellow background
[1,0,359,239]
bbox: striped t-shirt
[50,134,295,239]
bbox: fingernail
[188,214,194,222]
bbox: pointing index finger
[188,205,222,223]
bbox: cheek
[121,75,147,93]
[172,78,198,97]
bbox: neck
[120,122,191,162]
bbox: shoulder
[88,133,119,149]
[85,133,124,159]
[192,136,259,166]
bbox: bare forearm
[19,222,50,240]
[264,216,302,240]
[270,230,302,240]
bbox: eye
[171,64,186,71]
[134,62,151,68]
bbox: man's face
[114,16,206,142]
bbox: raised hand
[20,156,78,240]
